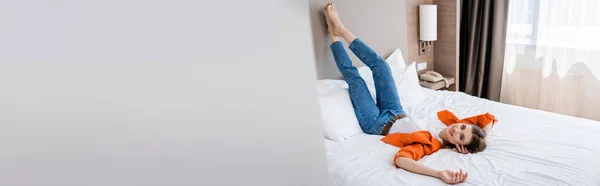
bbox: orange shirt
[381,110,497,162]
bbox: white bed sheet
[325,89,600,186]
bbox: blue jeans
[330,38,405,135]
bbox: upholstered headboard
[309,0,409,79]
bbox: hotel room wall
[310,0,409,79]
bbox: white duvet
[325,89,600,186]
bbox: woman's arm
[395,157,439,177]
[483,123,493,137]
[395,157,467,184]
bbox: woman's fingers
[456,145,464,153]
[452,172,456,182]
[454,171,459,182]
[463,172,469,182]
[458,145,467,154]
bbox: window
[505,0,600,78]
[506,0,600,50]
[505,0,539,45]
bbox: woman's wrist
[431,170,442,178]
[429,170,442,178]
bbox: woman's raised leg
[325,2,380,134]
[327,3,404,116]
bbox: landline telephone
[420,71,444,82]
[420,71,450,88]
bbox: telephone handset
[420,71,450,88]
[420,71,444,82]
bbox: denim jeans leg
[348,38,405,116]
[330,41,381,134]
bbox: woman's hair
[443,124,487,153]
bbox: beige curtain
[500,47,600,121]
[501,0,600,121]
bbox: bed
[323,88,600,186]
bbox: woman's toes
[331,3,338,13]
[324,2,332,12]
[328,4,341,22]
[323,3,337,36]
[327,5,345,35]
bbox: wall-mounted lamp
[419,5,437,55]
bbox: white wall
[309,0,408,79]
[0,0,329,185]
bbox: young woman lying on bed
[323,2,495,184]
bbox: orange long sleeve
[381,131,442,161]
[437,110,498,129]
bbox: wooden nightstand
[419,76,455,90]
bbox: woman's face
[441,123,473,146]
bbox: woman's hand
[453,145,469,154]
[438,169,468,184]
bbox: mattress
[325,89,600,186]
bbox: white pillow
[357,48,406,83]
[394,62,425,107]
[315,79,347,96]
[318,89,363,141]
[386,48,407,70]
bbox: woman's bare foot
[326,3,357,43]
[324,2,339,42]
[326,3,345,36]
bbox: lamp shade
[419,5,437,41]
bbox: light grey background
[0,0,329,185]
[310,0,408,79]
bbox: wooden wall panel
[433,0,460,91]
[406,0,434,72]
[406,0,459,91]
